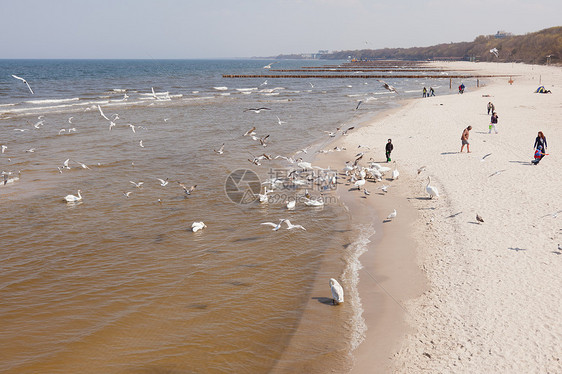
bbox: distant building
[494,30,512,39]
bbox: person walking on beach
[429,87,435,96]
[487,101,495,115]
[460,126,472,153]
[385,139,394,162]
[533,131,547,163]
[489,112,499,134]
[423,87,427,98]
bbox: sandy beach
[315,61,562,373]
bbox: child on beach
[489,112,498,134]
[385,139,393,162]
[532,145,545,165]
[487,102,495,115]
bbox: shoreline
[336,61,562,373]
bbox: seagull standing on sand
[329,278,344,305]
[12,75,34,94]
[476,214,484,223]
[387,209,397,220]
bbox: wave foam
[342,224,374,351]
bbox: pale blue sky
[1,0,560,59]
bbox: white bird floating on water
[329,278,344,305]
[286,200,296,210]
[426,176,439,199]
[192,222,207,232]
[304,197,324,207]
[387,209,397,220]
[64,190,82,203]
[12,75,34,94]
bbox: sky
[1,0,560,59]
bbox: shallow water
[0,59,458,372]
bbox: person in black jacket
[385,139,394,162]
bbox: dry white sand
[328,61,562,373]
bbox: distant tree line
[275,26,561,65]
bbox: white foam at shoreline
[342,223,374,352]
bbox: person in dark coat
[385,139,394,162]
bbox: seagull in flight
[139,140,144,148]
[128,124,136,133]
[98,105,110,121]
[263,62,278,69]
[214,143,225,154]
[178,182,196,196]
[156,178,169,186]
[12,75,34,94]
[276,116,286,125]
[244,126,256,137]
[261,219,285,231]
[244,107,271,113]
[377,79,398,93]
[129,181,144,188]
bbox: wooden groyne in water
[270,68,469,73]
[222,74,508,79]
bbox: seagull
[276,116,286,125]
[244,107,271,113]
[214,143,225,154]
[329,278,344,305]
[380,185,389,193]
[426,176,439,199]
[263,62,278,69]
[33,120,44,129]
[178,182,196,195]
[128,124,136,133]
[109,122,116,131]
[490,48,499,58]
[325,131,337,137]
[417,166,427,175]
[63,158,71,170]
[64,190,82,203]
[14,129,28,132]
[98,105,110,121]
[25,148,36,153]
[363,189,370,196]
[259,135,270,147]
[129,181,144,188]
[156,178,169,186]
[481,153,492,161]
[139,140,144,148]
[77,161,90,169]
[261,219,285,231]
[123,191,132,198]
[11,75,34,94]
[309,82,314,88]
[243,126,256,137]
[191,221,207,232]
[286,200,296,210]
[378,79,398,93]
[476,214,484,223]
[1,145,7,154]
[284,219,306,230]
[68,117,74,124]
[58,129,66,135]
[387,209,397,220]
